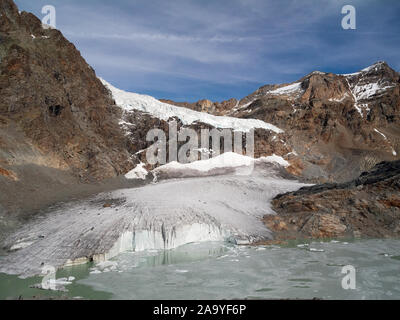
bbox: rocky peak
[361,61,394,74]
[344,61,399,94]
[299,72,349,104]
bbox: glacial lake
[1,238,400,300]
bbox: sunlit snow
[101,79,283,133]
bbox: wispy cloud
[15,0,400,101]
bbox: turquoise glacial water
[1,239,400,300]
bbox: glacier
[0,161,308,278]
[100,78,283,133]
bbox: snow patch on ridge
[361,61,387,73]
[100,79,283,133]
[342,62,387,77]
[270,82,303,96]
[346,79,369,117]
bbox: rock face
[267,160,400,240]
[0,0,133,181]
[0,0,136,215]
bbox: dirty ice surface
[0,163,308,278]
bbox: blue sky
[15,0,400,102]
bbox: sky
[15,0,400,102]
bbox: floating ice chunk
[175,269,189,273]
[90,269,102,274]
[96,261,118,270]
[31,278,73,292]
[297,244,309,248]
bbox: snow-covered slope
[343,62,397,116]
[270,82,304,97]
[154,152,289,176]
[125,153,290,180]
[100,79,283,133]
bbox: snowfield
[342,62,396,116]
[155,152,289,174]
[125,153,290,180]
[100,78,283,133]
[353,83,395,101]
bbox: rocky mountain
[101,79,293,173]
[266,160,400,240]
[164,62,400,182]
[0,0,293,218]
[1,0,399,230]
[0,0,138,216]
[0,0,134,180]
[1,1,400,284]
